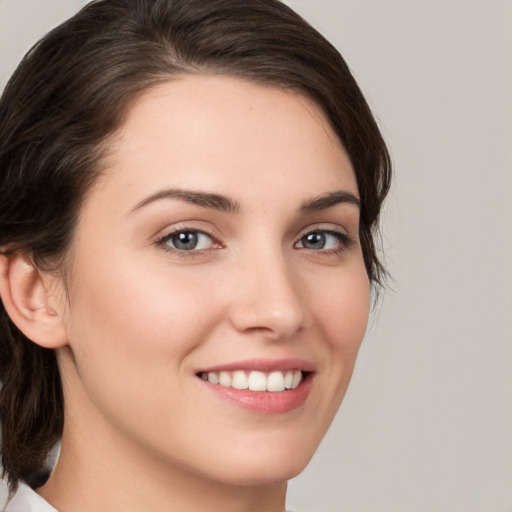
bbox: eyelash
[295,229,354,255]
[155,227,354,259]
[155,227,221,260]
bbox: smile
[200,369,303,392]
[196,359,315,413]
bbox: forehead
[95,74,357,208]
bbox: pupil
[304,232,325,249]
[174,232,198,250]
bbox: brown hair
[0,0,391,493]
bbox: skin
[36,75,370,512]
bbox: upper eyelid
[295,229,351,244]
[163,228,215,239]
[156,224,219,240]
[295,223,350,239]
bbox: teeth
[201,370,303,392]
[231,370,249,390]
[248,371,267,391]
[219,371,231,387]
[267,371,285,392]
[291,370,302,389]
[284,370,294,389]
[208,372,219,385]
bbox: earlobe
[0,253,68,348]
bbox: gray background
[1,1,511,511]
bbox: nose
[228,248,309,340]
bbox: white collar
[4,483,57,512]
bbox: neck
[38,414,287,512]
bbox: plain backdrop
[1,1,511,511]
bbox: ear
[0,253,68,348]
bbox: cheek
[314,266,370,348]
[308,262,370,397]
[63,260,222,413]
[71,258,217,348]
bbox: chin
[218,462,308,487]
[205,438,317,487]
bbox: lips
[196,359,315,414]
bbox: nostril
[228,302,307,340]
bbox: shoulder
[3,483,57,512]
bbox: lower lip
[199,374,313,414]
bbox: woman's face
[57,75,370,485]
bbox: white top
[3,483,297,512]
[3,483,57,512]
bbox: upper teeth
[201,370,303,392]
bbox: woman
[0,0,391,511]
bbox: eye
[158,230,215,252]
[295,230,352,252]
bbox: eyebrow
[299,190,360,213]
[129,188,241,214]
[129,187,360,215]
